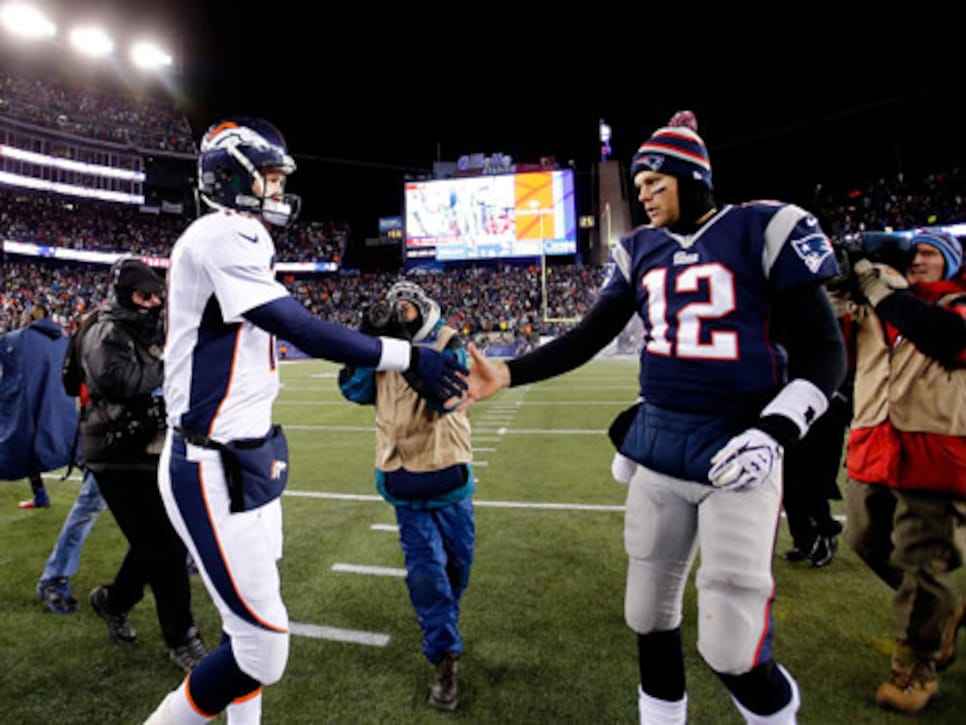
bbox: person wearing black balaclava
[78,258,207,673]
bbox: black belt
[175,426,223,451]
[175,427,265,451]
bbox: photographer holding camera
[339,280,475,712]
[842,228,966,714]
[79,258,207,672]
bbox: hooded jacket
[78,299,166,471]
[0,317,78,478]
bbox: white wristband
[376,337,410,371]
[760,378,829,439]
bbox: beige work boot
[875,643,939,715]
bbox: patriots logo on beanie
[631,110,712,190]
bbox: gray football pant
[623,463,783,674]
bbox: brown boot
[935,596,966,671]
[428,652,460,711]
[875,643,939,715]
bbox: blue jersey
[599,201,838,418]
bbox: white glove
[708,428,781,493]
[853,258,909,307]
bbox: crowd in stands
[1,187,185,256]
[3,163,966,349]
[0,62,195,153]
[288,263,607,341]
[813,167,966,237]
[0,187,347,262]
[1,259,107,334]
[0,258,605,345]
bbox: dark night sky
[40,3,966,236]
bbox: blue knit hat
[910,228,963,279]
[631,110,712,190]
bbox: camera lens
[367,301,394,328]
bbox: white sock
[729,665,800,725]
[166,679,216,724]
[144,690,179,725]
[638,685,687,724]
[226,690,263,725]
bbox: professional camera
[827,231,913,295]
[359,300,409,339]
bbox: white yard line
[474,499,625,512]
[288,621,390,647]
[287,491,383,502]
[284,489,622,512]
[332,563,407,578]
[50,471,846,521]
[284,489,847,521]
[471,428,607,435]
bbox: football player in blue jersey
[463,111,847,724]
[145,117,468,724]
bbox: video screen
[404,169,576,262]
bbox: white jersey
[164,210,288,441]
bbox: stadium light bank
[0,2,173,71]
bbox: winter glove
[708,428,781,493]
[853,259,909,307]
[407,346,468,404]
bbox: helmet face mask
[197,118,301,226]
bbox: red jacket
[846,277,966,497]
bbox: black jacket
[78,300,166,471]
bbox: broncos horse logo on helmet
[197,117,301,227]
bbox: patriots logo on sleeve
[791,233,834,273]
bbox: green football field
[2,358,964,723]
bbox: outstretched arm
[462,342,512,406]
[244,296,467,400]
[505,293,635,386]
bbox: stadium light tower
[70,25,114,57]
[0,3,176,73]
[0,2,55,39]
[130,40,172,70]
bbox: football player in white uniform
[462,112,847,724]
[146,118,467,724]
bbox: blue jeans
[40,469,106,581]
[395,496,475,663]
